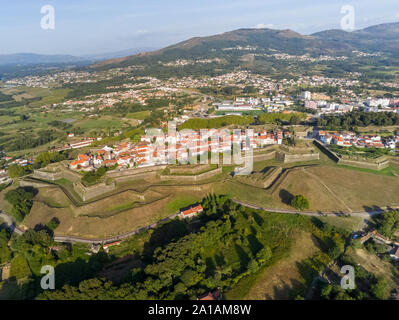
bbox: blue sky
[0,0,398,55]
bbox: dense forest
[317,111,399,130]
[179,115,254,130]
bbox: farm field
[72,116,125,131]
[126,110,151,120]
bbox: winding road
[0,201,387,245]
[0,211,24,235]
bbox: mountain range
[93,22,399,69]
[1,22,399,79]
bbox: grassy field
[318,215,364,231]
[165,194,202,214]
[29,89,70,107]
[336,164,399,177]
[73,117,124,130]
[241,232,320,300]
[126,111,151,120]
[23,182,211,238]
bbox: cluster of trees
[125,128,145,143]
[316,254,390,300]
[328,144,391,159]
[198,85,257,97]
[179,115,253,130]
[0,129,63,152]
[0,92,14,103]
[317,112,399,130]
[3,226,110,300]
[374,210,399,238]
[64,77,132,99]
[7,164,33,178]
[0,228,11,264]
[33,151,70,169]
[0,183,10,192]
[39,195,346,300]
[106,99,169,120]
[0,222,114,299]
[48,120,73,131]
[257,112,306,125]
[46,217,60,231]
[4,187,37,222]
[81,167,108,186]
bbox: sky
[0,0,398,56]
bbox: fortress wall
[279,145,314,153]
[60,169,81,183]
[106,165,167,179]
[313,140,340,162]
[113,171,158,182]
[262,167,283,188]
[235,166,283,189]
[73,181,116,202]
[338,159,390,171]
[32,170,63,181]
[284,153,320,163]
[19,179,52,188]
[169,164,211,174]
[159,167,222,182]
[252,151,276,162]
[388,159,399,167]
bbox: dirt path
[244,232,320,300]
[302,168,353,213]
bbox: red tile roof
[181,205,203,216]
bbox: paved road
[0,211,24,235]
[231,200,386,218]
[0,201,387,245]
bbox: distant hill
[0,48,158,67]
[83,47,158,62]
[0,53,87,66]
[312,22,399,53]
[93,22,399,69]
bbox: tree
[47,217,60,231]
[290,195,310,211]
[10,255,32,279]
[4,187,37,222]
[7,164,31,178]
[247,260,259,273]
[371,277,389,300]
[0,229,11,264]
[376,211,399,238]
[289,115,300,125]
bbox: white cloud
[394,13,399,18]
[135,29,150,35]
[255,23,274,29]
